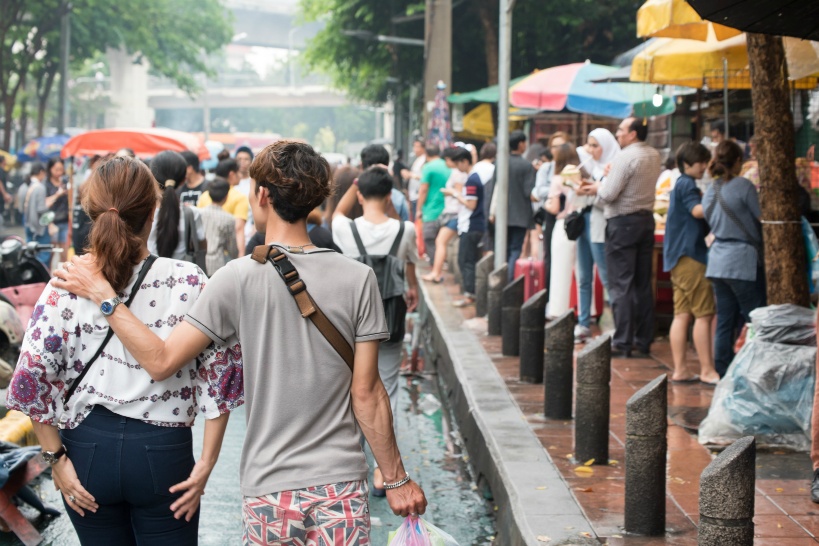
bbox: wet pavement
[432,273,819,545]
[0,348,495,544]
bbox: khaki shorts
[671,256,716,318]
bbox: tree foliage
[300,0,641,103]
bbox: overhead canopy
[637,0,742,41]
[448,77,527,104]
[61,128,209,160]
[687,0,819,42]
[18,135,70,163]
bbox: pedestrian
[54,140,427,543]
[811,313,819,503]
[473,141,496,185]
[421,147,468,283]
[148,151,206,262]
[416,144,451,262]
[23,162,51,266]
[45,158,70,257]
[407,138,427,220]
[532,132,570,289]
[198,159,249,256]
[15,170,29,229]
[9,155,242,545]
[702,140,766,377]
[0,155,12,228]
[177,151,210,207]
[664,142,719,385]
[586,117,662,357]
[502,130,537,281]
[234,146,257,245]
[393,148,410,192]
[444,148,486,307]
[199,177,239,276]
[544,145,588,320]
[331,165,419,495]
[247,207,339,255]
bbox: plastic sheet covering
[698,340,816,451]
[749,304,816,346]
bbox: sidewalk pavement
[429,273,819,545]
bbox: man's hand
[405,287,418,313]
[576,182,599,196]
[52,254,115,305]
[385,480,427,517]
[3,193,11,205]
[603,163,612,177]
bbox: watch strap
[44,444,67,464]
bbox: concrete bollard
[625,374,667,536]
[475,252,494,318]
[574,334,611,465]
[519,289,548,383]
[487,264,508,336]
[501,277,525,356]
[543,310,576,420]
[698,436,756,546]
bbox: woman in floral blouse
[6,156,243,545]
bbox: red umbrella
[61,128,209,160]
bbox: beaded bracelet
[383,473,411,490]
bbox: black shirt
[244,224,340,255]
[177,180,210,207]
[46,178,69,223]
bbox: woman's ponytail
[150,152,188,259]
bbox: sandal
[671,375,700,384]
[452,298,475,308]
[421,275,444,283]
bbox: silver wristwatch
[100,296,122,317]
[42,445,67,465]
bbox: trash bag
[749,304,816,346]
[388,516,460,546]
[698,340,816,451]
[802,216,819,291]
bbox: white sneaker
[574,325,592,343]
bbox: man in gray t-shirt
[54,141,427,542]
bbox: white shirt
[471,160,495,185]
[5,258,244,429]
[148,206,205,260]
[408,155,426,200]
[332,216,419,265]
[237,177,256,240]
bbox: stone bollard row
[518,289,547,383]
[487,264,508,336]
[543,310,575,420]
[474,252,494,318]
[574,334,611,465]
[501,277,525,356]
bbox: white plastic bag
[388,516,460,546]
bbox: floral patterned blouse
[6,257,244,429]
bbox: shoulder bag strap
[388,221,405,257]
[183,207,196,253]
[349,220,368,257]
[714,181,761,248]
[63,255,158,408]
[250,245,355,371]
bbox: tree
[313,126,336,152]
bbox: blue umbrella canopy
[17,135,71,163]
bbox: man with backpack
[332,166,419,494]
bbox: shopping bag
[388,516,460,546]
[416,218,426,258]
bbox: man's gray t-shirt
[185,246,389,497]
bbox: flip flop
[421,276,444,283]
[699,378,719,386]
[671,375,700,384]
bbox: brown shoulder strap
[251,245,355,372]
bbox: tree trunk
[36,68,57,137]
[747,33,810,307]
[476,0,499,86]
[2,96,14,151]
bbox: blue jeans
[711,274,766,377]
[575,211,595,328]
[25,227,51,267]
[591,242,608,290]
[506,226,528,282]
[59,406,199,545]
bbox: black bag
[564,206,591,241]
[350,220,407,343]
[183,207,208,271]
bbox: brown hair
[549,131,571,146]
[82,156,159,293]
[329,166,363,220]
[553,144,588,177]
[709,140,744,179]
[250,140,332,223]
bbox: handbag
[250,245,355,371]
[183,207,208,271]
[564,205,592,241]
[63,255,157,409]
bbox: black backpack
[349,220,407,343]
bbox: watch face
[42,452,55,464]
[101,302,113,315]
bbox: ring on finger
[68,494,75,503]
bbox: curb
[0,410,36,446]
[419,281,597,546]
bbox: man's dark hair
[479,142,497,161]
[676,142,712,172]
[424,144,441,158]
[208,177,231,204]
[250,140,332,223]
[235,145,254,160]
[510,130,527,151]
[30,162,46,176]
[360,144,390,169]
[711,120,725,136]
[180,151,200,172]
[357,167,393,199]
[627,117,649,142]
[443,146,472,164]
[215,159,239,178]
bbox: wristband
[383,473,411,490]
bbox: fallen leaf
[608,459,619,465]
[579,532,593,538]
[777,523,783,529]
[565,526,575,530]
[671,477,686,484]
[583,458,595,466]
[536,536,551,543]
[535,486,548,490]
[548,445,557,450]
[574,466,594,475]
[612,534,623,538]
[574,487,594,492]
[775,488,784,493]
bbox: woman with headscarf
[574,128,620,342]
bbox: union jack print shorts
[242,480,370,545]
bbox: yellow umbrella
[630,32,819,89]
[637,0,741,41]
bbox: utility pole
[494,0,515,269]
[423,0,451,130]
[57,3,71,134]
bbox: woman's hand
[52,254,116,305]
[52,457,98,516]
[168,459,215,522]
